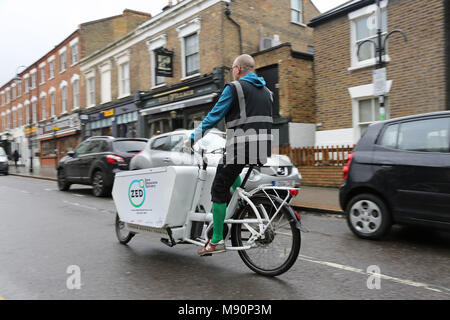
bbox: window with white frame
[59,81,67,113]
[184,34,199,77]
[24,76,29,93]
[71,44,79,65]
[50,91,56,117]
[25,102,30,124]
[60,50,67,73]
[61,85,68,113]
[114,51,130,98]
[72,78,79,109]
[291,0,303,25]
[31,99,37,123]
[6,110,10,129]
[39,64,46,84]
[349,1,388,68]
[356,97,389,136]
[119,63,130,97]
[17,80,21,97]
[6,88,10,104]
[1,113,5,130]
[31,72,37,89]
[1,92,4,106]
[18,105,22,126]
[12,85,16,100]
[177,18,201,79]
[41,95,46,120]
[11,107,16,128]
[100,62,112,103]
[49,60,55,79]
[87,76,96,107]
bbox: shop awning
[140,93,218,116]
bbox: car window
[85,140,103,154]
[151,136,170,151]
[113,140,147,153]
[397,117,450,153]
[99,141,110,153]
[0,147,5,156]
[74,141,91,156]
[169,135,186,152]
[378,124,399,149]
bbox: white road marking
[73,194,85,197]
[298,254,449,295]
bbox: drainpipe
[225,3,242,54]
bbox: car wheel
[346,193,392,240]
[57,169,71,191]
[92,170,109,197]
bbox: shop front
[36,113,81,167]
[138,70,225,138]
[82,98,139,139]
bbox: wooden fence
[278,145,355,167]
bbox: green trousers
[211,176,242,244]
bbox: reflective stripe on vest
[226,81,273,128]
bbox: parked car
[57,136,148,197]
[0,147,8,175]
[340,111,450,240]
[130,129,302,192]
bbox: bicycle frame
[178,161,301,251]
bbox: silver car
[130,129,301,191]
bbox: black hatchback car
[340,111,450,240]
[57,136,148,197]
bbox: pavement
[8,165,343,214]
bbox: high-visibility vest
[224,80,273,165]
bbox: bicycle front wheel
[231,197,301,277]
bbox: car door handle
[163,158,171,162]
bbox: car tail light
[343,152,354,180]
[290,189,299,196]
[106,154,125,163]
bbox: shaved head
[233,54,255,73]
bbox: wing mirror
[67,151,75,157]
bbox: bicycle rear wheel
[231,196,301,277]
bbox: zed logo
[128,179,146,208]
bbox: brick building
[0,10,150,168]
[308,0,450,147]
[79,0,319,145]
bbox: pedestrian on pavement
[185,54,273,256]
[13,150,19,170]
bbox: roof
[308,0,375,27]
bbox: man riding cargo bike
[113,54,305,277]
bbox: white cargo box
[112,166,215,229]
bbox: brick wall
[253,43,315,123]
[313,0,447,133]
[299,166,343,187]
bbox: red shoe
[198,240,226,256]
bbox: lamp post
[357,0,407,121]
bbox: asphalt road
[0,175,449,300]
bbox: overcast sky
[0,0,347,86]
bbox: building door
[257,64,280,117]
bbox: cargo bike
[112,136,306,277]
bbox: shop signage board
[155,48,174,77]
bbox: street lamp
[357,0,407,121]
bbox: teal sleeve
[190,85,234,142]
